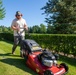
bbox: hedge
[0,33,76,57]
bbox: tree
[0,0,5,20]
[40,23,46,33]
[28,27,33,33]
[0,26,2,32]
[47,24,54,34]
[32,25,40,33]
[0,26,13,33]
[41,0,76,34]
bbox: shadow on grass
[0,39,13,44]
[0,53,38,75]
[59,55,76,67]
[0,53,19,57]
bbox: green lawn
[0,40,76,75]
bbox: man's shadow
[0,53,38,75]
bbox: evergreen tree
[0,0,5,20]
[41,0,76,33]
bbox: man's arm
[11,25,17,30]
[24,19,28,31]
[11,20,19,31]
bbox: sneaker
[12,52,15,55]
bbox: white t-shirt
[11,18,27,36]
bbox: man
[11,11,28,56]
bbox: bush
[0,33,76,57]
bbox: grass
[58,55,76,75]
[0,40,76,75]
[0,40,38,75]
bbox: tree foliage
[41,0,76,33]
[47,24,54,33]
[0,0,5,20]
[28,24,47,34]
[39,23,46,33]
[0,24,76,34]
[0,26,13,33]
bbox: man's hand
[24,25,28,31]
[11,25,20,31]
[16,25,20,31]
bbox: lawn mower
[21,39,69,75]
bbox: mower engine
[39,50,59,67]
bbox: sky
[0,0,48,27]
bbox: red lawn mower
[21,39,69,75]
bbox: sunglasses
[17,15,21,16]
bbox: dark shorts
[14,36,25,45]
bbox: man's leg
[12,36,19,54]
[19,36,25,57]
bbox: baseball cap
[15,11,22,16]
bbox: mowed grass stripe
[0,41,38,75]
[0,41,12,53]
[0,41,20,54]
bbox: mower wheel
[44,70,53,75]
[60,63,69,72]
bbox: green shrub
[0,33,76,57]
